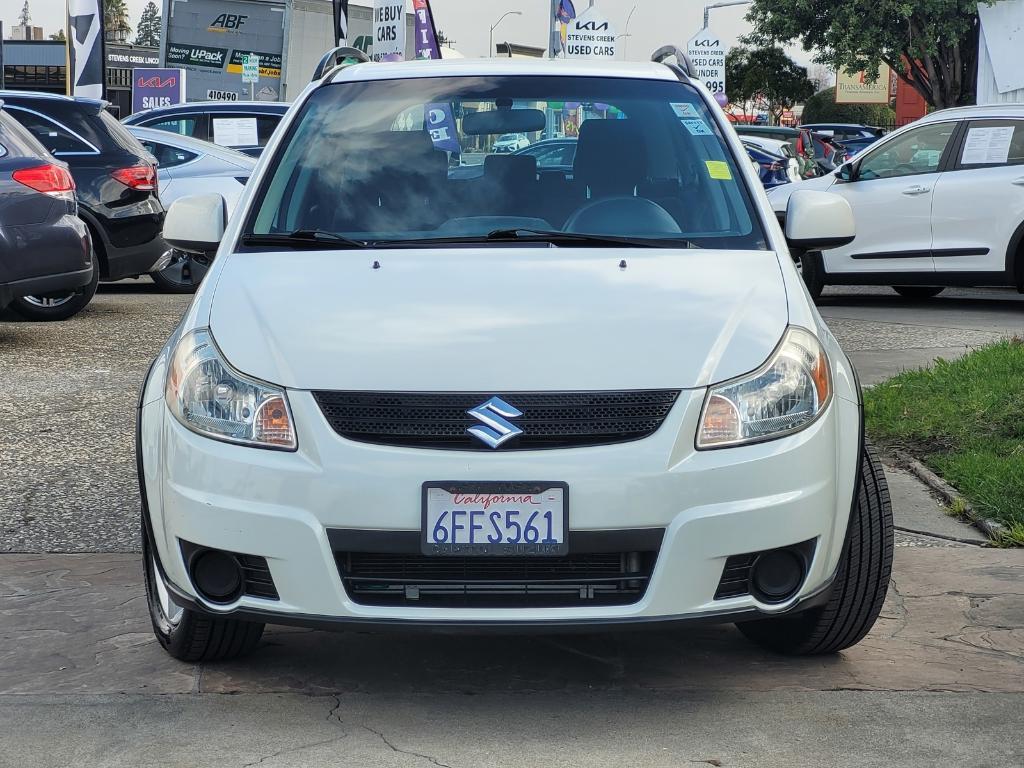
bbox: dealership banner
[163,0,285,102]
[564,4,615,60]
[373,0,406,61]
[333,0,349,46]
[411,0,459,154]
[132,67,186,112]
[67,0,105,99]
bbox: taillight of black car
[12,163,77,202]
[111,164,158,194]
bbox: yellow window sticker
[705,160,732,180]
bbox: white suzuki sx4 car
[139,50,893,661]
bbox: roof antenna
[619,259,628,269]
[372,260,381,270]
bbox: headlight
[697,327,831,449]
[165,328,297,450]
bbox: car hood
[208,248,789,391]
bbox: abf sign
[686,28,726,96]
[565,6,616,60]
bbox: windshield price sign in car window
[686,28,726,96]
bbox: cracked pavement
[1,284,1022,766]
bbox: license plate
[422,482,568,556]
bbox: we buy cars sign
[373,0,406,61]
[131,68,186,112]
[686,28,726,97]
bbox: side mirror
[836,162,856,182]
[163,194,226,254]
[785,190,855,251]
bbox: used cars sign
[564,6,616,60]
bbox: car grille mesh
[336,551,657,608]
[311,390,680,450]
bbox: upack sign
[372,0,406,62]
[131,67,186,113]
[686,28,726,95]
[564,6,616,60]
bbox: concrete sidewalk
[1,545,1021,766]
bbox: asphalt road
[1,282,1022,767]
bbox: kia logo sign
[691,38,721,48]
[575,20,610,31]
[136,75,176,88]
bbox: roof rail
[651,45,693,78]
[311,46,370,82]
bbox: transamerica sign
[686,28,726,97]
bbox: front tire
[143,530,264,662]
[9,257,99,321]
[893,286,944,299]
[737,442,893,655]
[793,250,825,301]
[150,251,211,294]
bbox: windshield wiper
[241,230,369,249]
[367,229,695,249]
[484,228,692,248]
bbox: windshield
[246,75,767,249]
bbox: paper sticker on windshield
[682,119,713,136]
[705,160,732,180]
[671,102,700,119]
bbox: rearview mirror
[163,194,226,255]
[463,109,546,136]
[785,190,855,251]
[836,162,856,182]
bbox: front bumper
[140,385,861,629]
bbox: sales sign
[564,6,616,60]
[131,67,186,113]
[373,0,406,61]
[686,28,726,97]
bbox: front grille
[239,554,279,600]
[312,390,680,450]
[714,553,756,600]
[337,551,657,608]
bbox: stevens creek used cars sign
[564,6,616,60]
[686,28,726,97]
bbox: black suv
[0,107,95,320]
[0,92,165,312]
[122,101,289,157]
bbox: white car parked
[769,105,1024,299]
[128,126,256,292]
[139,51,892,662]
[492,132,531,153]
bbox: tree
[50,28,66,41]
[726,45,815,124]
[744,0,990,109]
[133,1,161,47]
[800,88,896,127]
[104,0,132,41]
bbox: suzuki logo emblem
[466,396,523,448]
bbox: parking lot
[1,284,1022,767]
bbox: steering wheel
[564,197,681,236]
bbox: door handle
[902,185,931,196]
[1012,177,1024,186]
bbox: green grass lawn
[863,339,1024,545]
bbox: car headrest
[573,120,647,195]
[483,154,537,186]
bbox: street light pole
[621,4,637,60]
[489,11,522,58]
[703,0,752,29]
